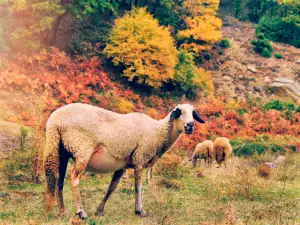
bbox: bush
[274,53,283,59]
[218,50,224,55]
[251,33,273,57]
[2,127,36,184]
[261,47,271,58]
[154,153,184,179]
[220,38,230,48]
[174,50,214,96]
[263,100,295,112]
[233,140,285,157]
[257,16,300,48]
[204,52,212,60]
[105,7,177,89]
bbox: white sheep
[43,103,205,219]
[213,137,232,167]
[191,140,214,167]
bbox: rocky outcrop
[267,78,300,104]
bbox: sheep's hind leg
[146,167,152,185]
[70,159,89,219]
[56,147,69,217]
[96,169,125,216]
[135,168,147,217]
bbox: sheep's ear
[170,108,181,121]
[193,110,205,123]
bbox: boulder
[267,78,300,103]
[247,64,257,73]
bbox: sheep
[43,103,205,219]
[191,140,214,167]
[213,137,232,167]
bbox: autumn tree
[174,50,214,96]
[176,0,222,53]
[105,7,177,89]
[0,0,65,53]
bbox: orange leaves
[175,99,299,150]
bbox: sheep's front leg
[134,168,147,217]
[95,169,125,216]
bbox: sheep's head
[170,104,205,135]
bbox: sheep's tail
[43,126,61,212]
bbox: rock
[223,76,232,82]
[247,64,257,73]
[268,77,300,102]
[274,156,285,166]
[264,76,272,83]
[264,162,276,168]
[296,59,300,64]
[253,86,262,92]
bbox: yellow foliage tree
[104,7,177,89]
[177,0,222,53]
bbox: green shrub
[174,50,214,96]
[257,16,300,48]
[263,100,295,112]
[251,33,273,57]
[274,53,283,59]
[261,47,271,58]
[296,106,300,113]
[2,127,36,184]
[233,142,265,157]
[218,50,224,55]
[220,38,230,48]
[232,140,286,157]
[204,52,212,60]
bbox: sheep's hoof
[135,210,147,217]
[76,211,88,220]
[95,210,104,217]
[58,211,66,218]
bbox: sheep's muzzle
[184,122,194,134]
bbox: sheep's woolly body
[192,140,214,165]
[45,103,180,170]
[213,137,232,166]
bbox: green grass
[0,157,300,224]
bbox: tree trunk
[151,0,159,14]
[50,11,67,46]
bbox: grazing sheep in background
[191,140,214,167]
[213,137,232,167]
[43,103,205,219]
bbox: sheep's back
[46,103,159,159]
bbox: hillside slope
[205,16,300,101]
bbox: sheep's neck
[157,117,182,156]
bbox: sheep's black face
[170,104,205,135]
